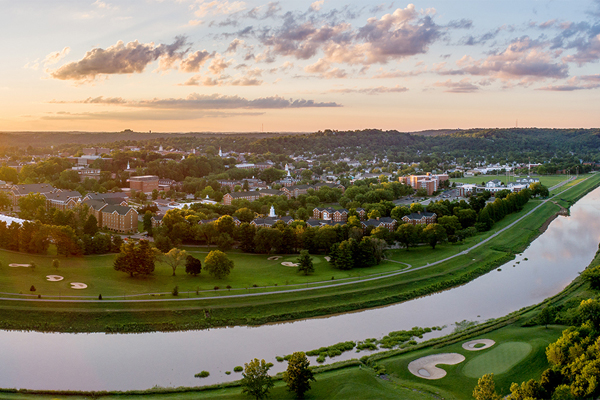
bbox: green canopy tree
[185,254,202,276]
[296,250,314,275]
[241,358,274,400]
[162,248,188,276]
[473,373,501,400]
[204,250,234,279]
[114,240,157,277]
[283,352,316,398]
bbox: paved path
[0,176,589,304]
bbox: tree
[473,373,501,400]
[234,207,255,223]
[296,250,314,275]
[241,358,274,400]
[283,352,316,398]
[83,214,99,236]
[114,240,157,277]
[18,193,47,220]
[185,254,202,276]
[0,191,11,211]
[143,211,153,235]
[422,223,447,249]
[410,202,424,213]
[204,250,234,279]
[162,248,188,276]
[538,306,554,328]
[395,223,419,251]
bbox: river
[1,188,600,391]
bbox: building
[361,217,397,232]
[10,183,56,205]
[129,175,159,193]
[222,191,261,205]
[313,207,349,222]
[82,147,110,156]
[400,173,449,196]
[402,211,437,225]
[99,205,138,234]
[44,190,82,211]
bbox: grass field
[462,342,532,377]
[450,174,571,187]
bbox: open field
[450,174,572,187]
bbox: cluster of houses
[222,182,345,205]
[195,203,438,235]
[456,177,539,197]
[1,183,138,233]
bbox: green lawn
[462,342,532,377]
[450,174,570,188]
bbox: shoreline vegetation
[0,174,597,336]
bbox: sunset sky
[1,0,600,133]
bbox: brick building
[400,173,449,196]
[99,205,138,233]
[130,175,159,193]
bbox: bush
[234,366,243,372]
[195,371,210,378]
[172,286,179,296]
[30,285,36,292]
[214,286,219,291]
[225,371,231,375]
[98,294,103,300]
[226,285,232,291]
[276,356,284,362]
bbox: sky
[1,0,599,133]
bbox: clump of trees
[113,240,158,277]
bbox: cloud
[189,0,246,25]
[562,33,600,65]
[310,0,325,12]
[50,93,341,109]
[304,59,346,78]
[327,85,409,95]
[181,68,264,86]
[537,74,600,91]
[49,96,127,104]
[180,50,214,72]
[433,78,479,93]
[43,47,71,67]
[132,93,341,109]
[208,54,233,74]
[49,37,189,81]
[40,109,263,121]
[449,37,569,82]
[253,5,443,66]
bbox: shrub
[226,285,232,290]
[172,286,179,296]
[276,356,284,362]
[225,371,231,375]
[234,366,243,372]
[253,284,258,287]
[30,285,36,292]
[316,354,326,363]
[194,371,210,378]
[98,294,103,300]
[214,286,219,291]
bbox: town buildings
[130,175,159,193]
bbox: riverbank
[0,174,597,335]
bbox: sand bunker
[462,339,495,351]
[70,282,87,289]
[281,262,298,267]
[324,256,331,261]
[46,275,64,282]
[9,264,32,268]
[267,256,282,260]
[408,353,465,380]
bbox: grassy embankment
[450,174,571,187]
[0,173,597,334]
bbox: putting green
[463,342,532,378]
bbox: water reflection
[2,188,600,391]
